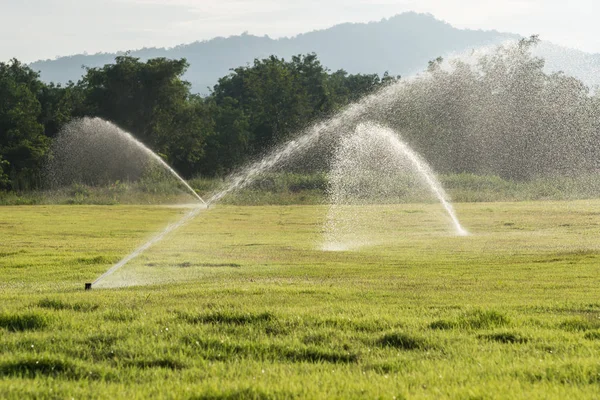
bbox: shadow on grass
[0,312,49,332]
[176,262,241,268]
[37,298,99,312]
[0,359,79,379]
[179,310,274,325]
[376,332,432,350]
[520,364,600,384]
[124,357,187,370]
[558,317,600,332]
[75,255,112,265]
[429,310,510,330]
[280,347,357,363]
[191,388,282,400]
[0,358,108,380]
[478,332,529,344]
[583,330,600,340]
[103,309,138,322]
[183,337,358,364]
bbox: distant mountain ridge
[27,12,600,94]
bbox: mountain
[28,12,600,94]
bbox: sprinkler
[85,283,92,291]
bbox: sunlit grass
[1,201,600,398]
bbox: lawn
[1,201,600,399]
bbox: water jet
[324,122,467,250]
[48,117,207,205]
[65,40,582,287]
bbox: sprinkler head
[85,283,92,291]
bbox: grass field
[1,201,600,399]
[5,172,600,206]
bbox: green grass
[0,312,49,332]
[4,172,600,205]
[1,201,600,398]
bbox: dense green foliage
[203,54,397,175]
[2,202,600,398]
[2,37,600,191]
[0,54,394,189]
[0,60,48,190]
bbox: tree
[0,60,48,190]
[212,55,308,152]
[0,155,9,189]
[38,82,85,138]
[202,97,250,175]
[80,56,211,176]
[211,53,392,161]
[153,96,215,177]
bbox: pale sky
[1,0,598,62]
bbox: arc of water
[101,119,206,205]
[207,123,332,205]
[356,122,468,236]
[93,206,205,286]
[205,80,422,204]
[93,74,463,287]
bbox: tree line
[0,53,396,190]
[2,37,600,191]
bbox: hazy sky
[1,0,598,62]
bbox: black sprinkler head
[85,283,92,291]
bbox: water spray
[45,118,209,290]
[323,122,468,250]
[73,41,485,288]
[89,204,206,288]
[49,118,208,206]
